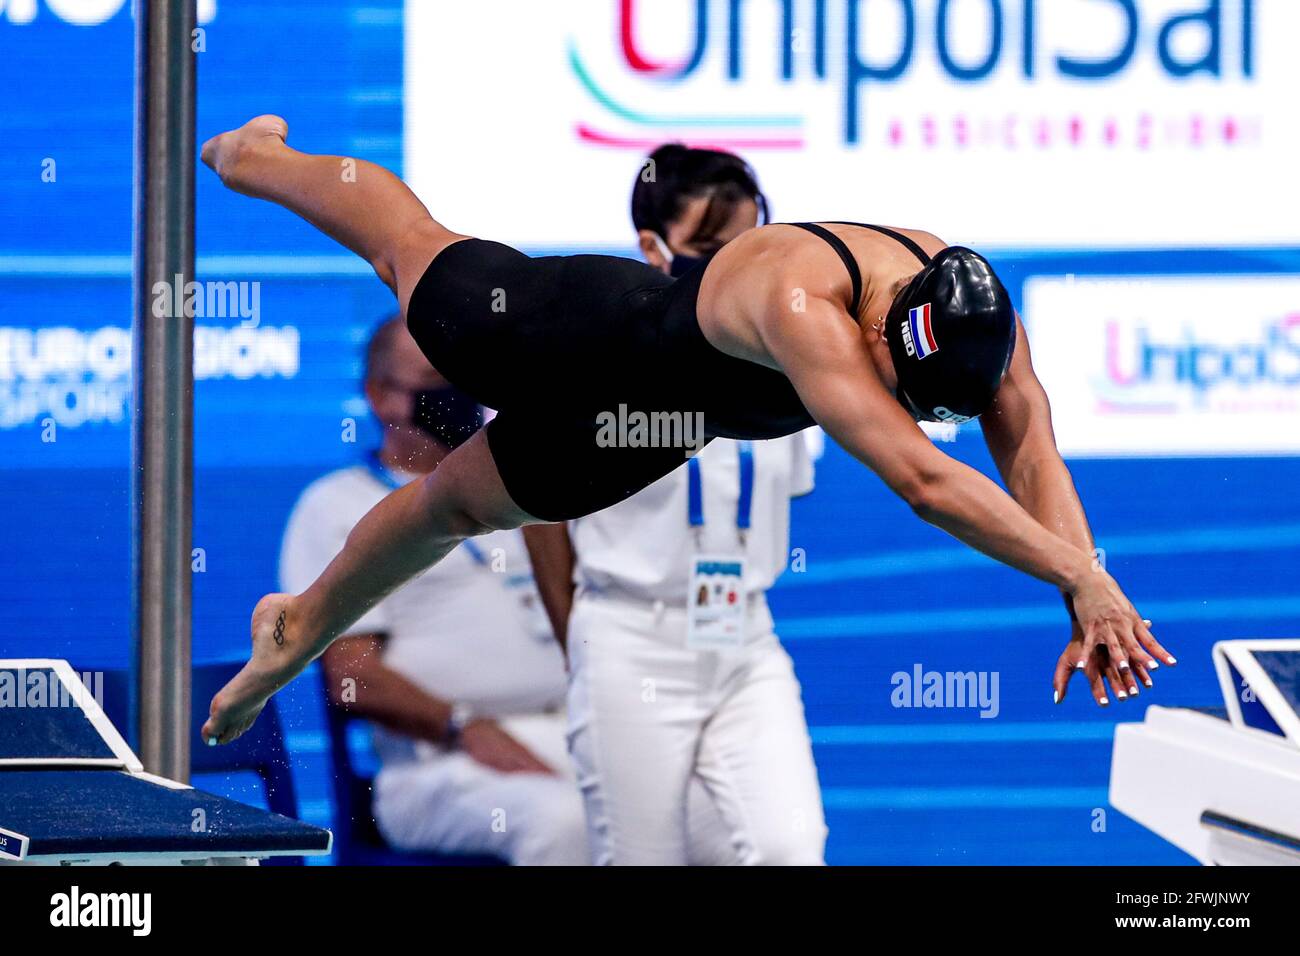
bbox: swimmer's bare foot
[200,114,290,195]
[201,592,315,746]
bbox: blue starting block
[0,659,331,865]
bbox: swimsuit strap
[827,222,933,267]
[788,222,863,316]
[788,221,934,317]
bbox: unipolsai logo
[569,0,1259,149]
[0,0,215,26]
[1099,312,1300,413]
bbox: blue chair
[98,662,305,865]
[318,669,505,866]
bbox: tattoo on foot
[273,610,286,647]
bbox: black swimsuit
[405,223,927,521]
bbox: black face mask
[669,251,709,278]
[410,386,484,450]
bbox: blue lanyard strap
[461,539,488,567]
[687,441,754,531]
[736,441,754,531]
[687,454,705,527]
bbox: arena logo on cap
[932,406,972,424]
[568,0,1258,150]
[901,303,939,359]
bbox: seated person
[279,317,587,865]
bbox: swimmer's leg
[201,114,465,312]
[202,428,536,745]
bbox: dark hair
[630,143,768,241]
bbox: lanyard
[686,441,754,536]
[365,451,489,567]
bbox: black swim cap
[885,247,1015,424]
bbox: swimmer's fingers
[1115,613,1157,672]
[1135,618,1176,667]
[1129,658,1152,693]
[1074,621,1103,670]
[1087,664,1111,707]
[1104,660,1131,703]
[1099,622,1131,675]
[1052,647,1078,705]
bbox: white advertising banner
[406,0,1298,249]
[1023,275,1300,457]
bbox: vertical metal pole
[132,0,196,782]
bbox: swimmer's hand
[1052,571,1176,707]
[202,592,315,745]
[1052,622,1148,706]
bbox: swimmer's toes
[245,114,289,146]
[202,116,289,189]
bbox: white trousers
[566,593,827,865]
[373,710,590,866]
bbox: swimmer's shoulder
[700,225,795,300]
[697,227,811,361]
[711,222,793,266]
[709,223,842,281]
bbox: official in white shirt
[282,317,587,865]
[526,145,827,864]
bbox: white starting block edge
[1111,641,1300,864]
[0,659,141,771]
[1213,639,1300,743]
[1110,707,1300,864]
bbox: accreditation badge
[685,556,747,651]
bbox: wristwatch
[445,701,474,748]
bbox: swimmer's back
[696,222,947,364]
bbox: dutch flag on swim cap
[908,303,939,359]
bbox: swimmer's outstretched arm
[981,317,1176,704]
[759,296,1166,708]
[201,431,535,745]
